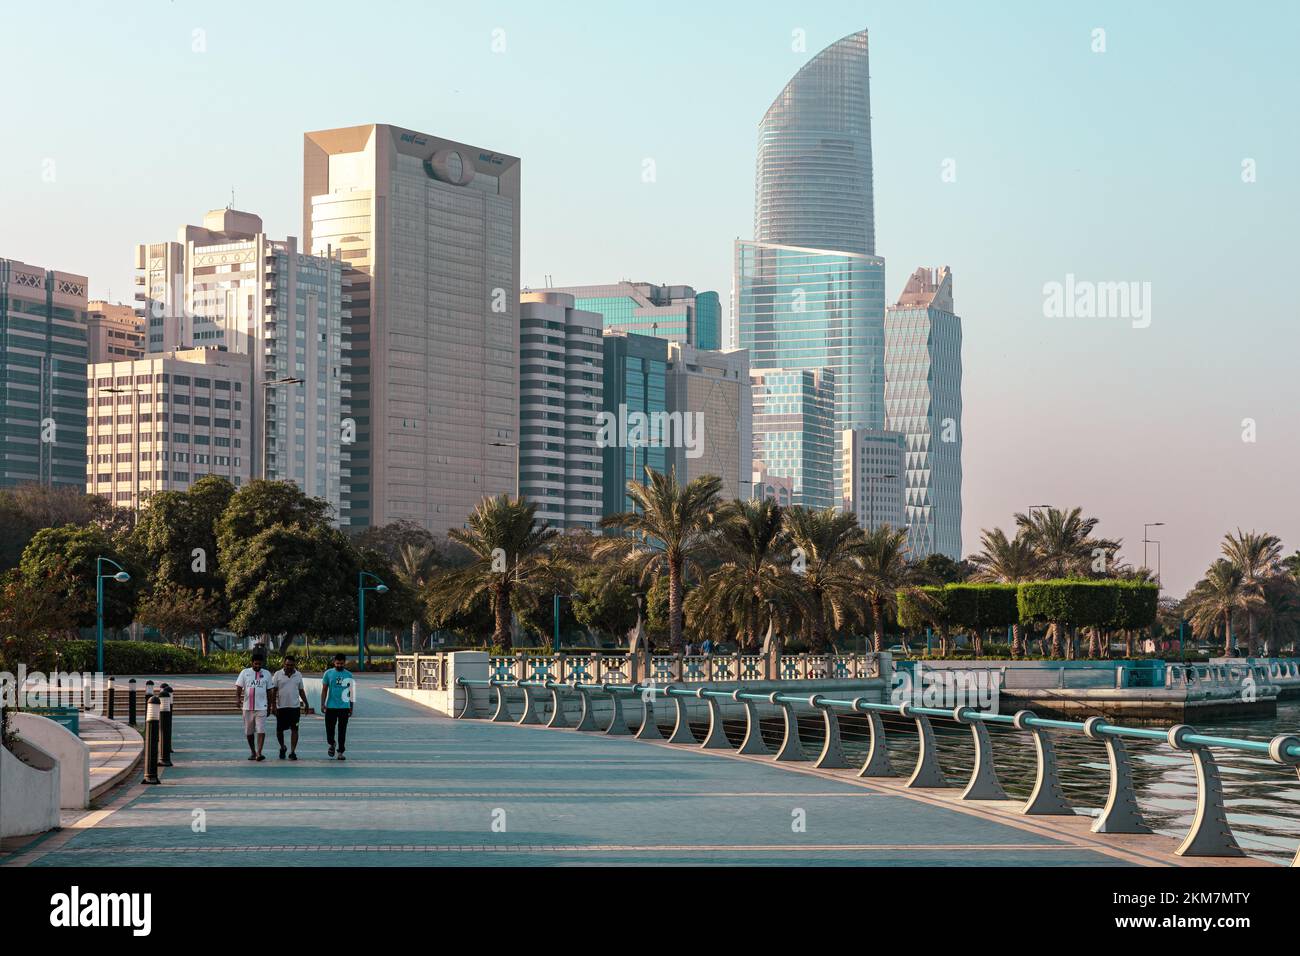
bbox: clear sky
[3,0,1297,594]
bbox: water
[696,702,1300,865]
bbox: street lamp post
[260,377,304,481]
[356,571,389,673]
[96,556,131,673]
[1143,522,1165,584]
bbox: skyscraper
[665,342,752,502]
[545,281,720,348]
[518,292,604,531]
[86,301,144,362]
[842,427,906,533]
[754,29,875,257]
[734,29,886,496]
[600,330,668,516]
[133,208,349,518]
[884,267,962,559]
[0,258,87,490]
[750,366,836,508]
[304,124,520,534]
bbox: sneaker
[337,753,347,761]
[247,753,257,760]
[288,752,298,761]
[279,745,287,760]
[327,746,335,758]
[256,754,266,762]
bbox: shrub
[57,640,200,674]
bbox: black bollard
[142,695,161,785]
[128,678,138,726]
[106,675,116,721]
[159,685,173,766]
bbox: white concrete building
[842,427,905,534]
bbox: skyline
[3,0,1298,593]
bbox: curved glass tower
[754,29,875,257]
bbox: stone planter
[0,736,62,837]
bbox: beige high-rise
[303,124,520,533]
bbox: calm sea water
[700,702,1300,865]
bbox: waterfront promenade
[0,674,1209,867]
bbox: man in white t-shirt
[269,654,310,760]
[234,653,273,761]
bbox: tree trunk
[1049,621,1063,657]
[972,629,983,659]
[870,596,885,653]
[493,581,512,651]
[1010,624,1023,659]
[668,557,684,653]
[939,625,950,657]
[1246,611,1258,657]
[199,628,211,657]
[410,620,419,654]
[1223,610,1233,657]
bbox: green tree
[858,525,921,653]
[780,506,865,652]
[0,484,130,573]
[0,565,87,669]
[969,527,1041,656]
[132,475,234,654]
[598,470,723,653]
[136,582,224,647]
[1220,529,1283,657]
[1185,559,1260,657]
[393,541,439,652]
[686,498,794,651]
[427,495,562,650]
[18,524,139,630]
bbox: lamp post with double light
[96,557,131,672]
[357,571,388,672]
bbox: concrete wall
[11,713,89,809]
[0,737,61,837]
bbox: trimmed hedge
[898,580,1158,631]
[56,640,201,674]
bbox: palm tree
[427,495,560,650]
[1185,559,1261,657]
[1259,573,1300,657]
[598,469,723,653]
[781,506,866,652]
[1220,529,1283,657]
[969,527,1041,657]
[858,525,921,653]
[685,498,794,651]
[395,542,438,651]
[1014,506,1119,657]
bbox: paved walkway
[4,675,1143,867]
[80,713,143,805]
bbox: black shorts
[276,707,301,731]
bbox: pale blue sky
[3,0,1297,593]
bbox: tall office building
[734,28,886,498]
[518,292,603,530]
[87,301,144,362]
[545,281,721,349]
[884,267,962,559]
[600,330,668,516]
[0,258,88,489]
[304,124,520,534]
[750,366,836,508]
[665,342,752,502]
[842,428,906,533]
[754,29,875,257]
[86,348,252,509]
[133,209,349,517]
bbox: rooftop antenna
[228,187,235,210]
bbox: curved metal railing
[454,675,1300,866]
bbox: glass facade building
[884,267,962,559]
[548,281,719,348]
[600,330,668,517]
[750,367,836,509]
[733,240,886,492]
[754,29,875,258]
[0,259,88,489]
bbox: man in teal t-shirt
[319,654,355,760]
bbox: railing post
[636,687,664,740]
[666,690,696,744]
[455,679,480,719]
[1013,710,1073,815]
[735,690,769,755]
[770,692,806,762]
[518,684,542,725]
[673,653,684,683]
[604,685,632,736]
[489,682,515,722]
[953,707,1005,800]
[698,689,730,749]
[544,681,571,729]
[1166,724,1244,857]
[574,684,599,731]
[900,703,949,788]
[811,695,849,769]
[1083,716,1152,834]
[1268,735,1300,867]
